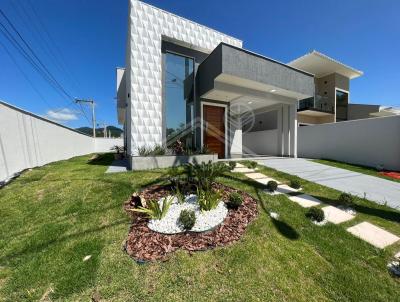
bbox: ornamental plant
[179,209,196,230]
[185,161,229,191]
[131,196,173,220]
[338,192,354,207]
[289,179,301,189]
[197,187,221,211]
[227,192,243,209]
[306,206,325,222]
[228,161,237,171]
[266,180,278,192]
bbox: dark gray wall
[348,104,380,120]
[221,44,314,97]
[197,43,315,98]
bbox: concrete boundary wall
[298,115,400,171]
[243,129,279,156]
[0,101,122,182]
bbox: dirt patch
[124,183,259,262]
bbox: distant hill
[76,126,123,138]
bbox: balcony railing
[298,95,334,114]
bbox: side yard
[313,159,400,183]
[0,154,399,301]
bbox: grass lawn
[313,159,400,183]
[0,154,399,301]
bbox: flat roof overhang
[288,50,363,79]
[197,43,315,104]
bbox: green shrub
[138,145,167,156]
[197,188,221,211]
[228,161,237,171]
[131,196,173,220]
[266,181,278,192]
[185,161,229,191]
[306,207,325,222]
[178,209,196,230]
[289,179,301,189]
[244,161,257,169]
[227,192,243,209]
[338,193,354,207]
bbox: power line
[0,8,74,100]
[15,0,83,95]
[0,7,92,127]
[0,22,70,102]
[0,39,53,109]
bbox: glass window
[164,52,194,147]
[336,90,348,121]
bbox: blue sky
[0,0,399,128]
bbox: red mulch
[123,183,259,262]
[379,171,400,180]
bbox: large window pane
[336,90,348,121]
[164,52,194,147]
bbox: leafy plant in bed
[123,161,259,261]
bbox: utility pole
[75,99,96,138]
[97,122,107,138]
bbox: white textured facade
[125,0,242,155]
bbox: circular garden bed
[123,183,258,262]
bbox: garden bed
[124,183,258,262]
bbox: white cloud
[45,108,78,122]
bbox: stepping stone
[395,251,400,259]
[322,206,355,224]
[264,185,300,195]
[347,222,400,249]
[289,194,321,208]
[276,184,301,194]
[244,173,281,185]
[244,172,268,179]
[232,167,254,173]
[236,163,245,168]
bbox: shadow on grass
[87,153,115,166]
[315,195,400,223]
[223,172,300,240]
[0,219,127,264]
[271,218,300,240]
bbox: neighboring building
[288,50,364,125]
[117,0,314,162]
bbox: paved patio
[259,158,400,209]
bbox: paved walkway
[106,159,129,173]
[259,158,400,209]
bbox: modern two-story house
[117,1,393,166]
[116,0,314,164]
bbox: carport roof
[197,43,315,102]
[288,50,363,79]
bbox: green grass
[0,154,399,301]
[313,159,400,183]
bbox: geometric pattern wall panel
[127,0,242,154]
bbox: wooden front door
[203,104,225,158]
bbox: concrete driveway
[259,158,400,210]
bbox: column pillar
[282,104,289,156]
[289,102,298,158]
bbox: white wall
[298,115,400,171]
[0,102,122,182]
[95,138,123,152]
[243,129,278,155]
[127,0,242,155]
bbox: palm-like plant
[131,196,173,219]
[197,187,222,211]
[185,161,229,191]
